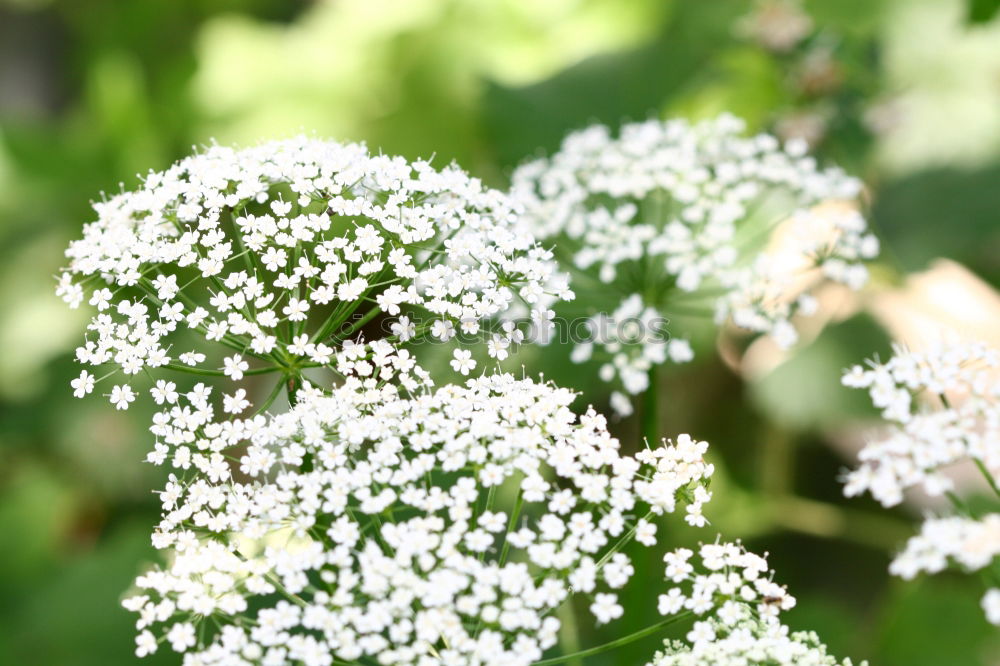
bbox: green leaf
[0,521,173,666]
[875,577,1000,666]
[968,0,1000,23]
[482,0,744,170]
[872,164,1000,286]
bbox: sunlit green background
[2,0,1000,664]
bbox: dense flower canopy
[54,118,877,666]
[125,374,714,664]
[512,114,878,413]
[58,136,572,414]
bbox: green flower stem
[498,489,524,567]
[596,510,652,570]
[973,458,1000,500]
[641,365,660,445]
[946,490,973,516]
[136,277,253,355]
[252,378,288,416]
[532,612,692,665]
[310,299,359,345]
[333,305,383,344]
[556,604,582,666]
[165,363,282,377]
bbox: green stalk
[532,612,692,665]
[946,490,972,516]
[556,604,582,666]
[498,489,524,567]
[334,305,383,344]
[973,458,1000,500]
[641,365,660,445]
[165,363,282,377]
[252,378,287,416]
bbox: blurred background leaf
[968,0,1000,23]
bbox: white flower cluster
[58,136,571,413]
[648,617,859,666]
[890,514,1000,626]
[647,541,863,666]
[124,374,715,664]
[843,341,1000,626]
[842,341,1000,507]
[655,542,795,630]
[512,114,877,412]
[890,514,1000,580]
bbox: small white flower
[478,511,507,533]
[109,384,135,410]
[178,351,205,366]
[687,620,716,644]
[450,349,476,375]
[590,593,623,624]
[150,380,178,405]
[431,319,455,341]
[135,630,157,657]
[282,297,309,321]
[635,519,657,546]
[270,198,292,217]
[261,247,287,272]
[71,370,94,398]
[165,622,195,652]
[223,389,251,415]
[487,335,510,361]
[390,316,415,341]
[223,355,248,381]
[89,288,112,311]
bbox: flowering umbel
[124,374,714,664]
[512,114,877,414]
[57,137,571,414]
[646,541,864,666]
[57,129,868,666]
[842,341,1000,626]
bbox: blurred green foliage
[1,0,999,663]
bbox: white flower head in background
[842,341,1000,626]
[646,540,865,665]
[648,617,863,666]
[125,374,714,665]
[512,114,877,415]
[841,341,1000,506]
[57,136,572,413]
